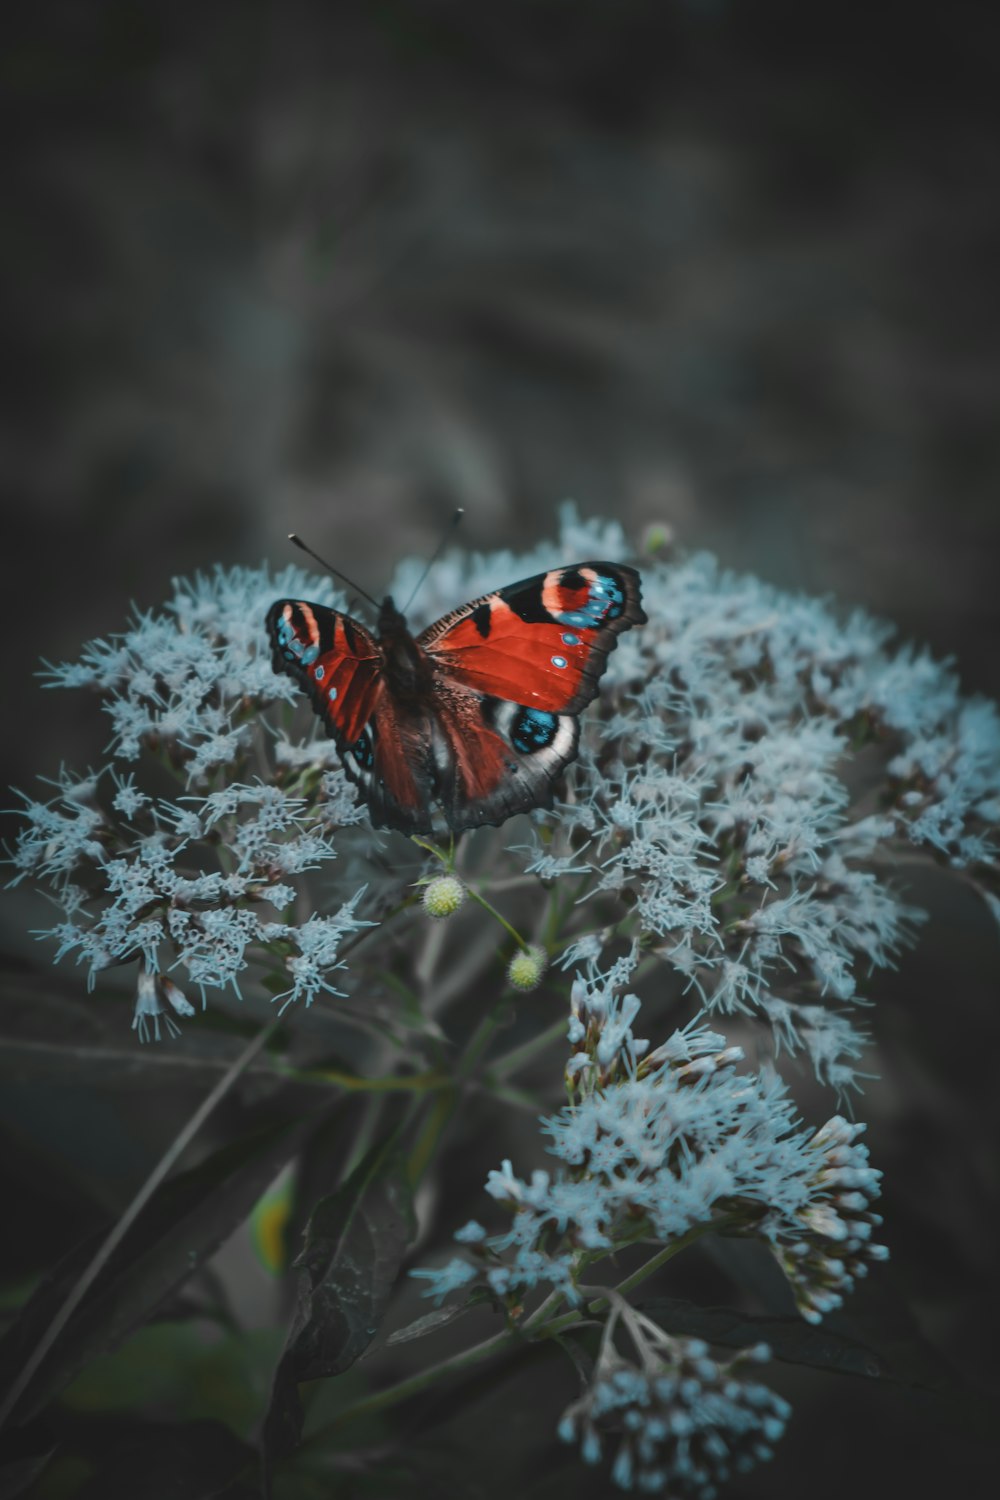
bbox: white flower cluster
[10,767,371,1027]
[495,507,1000,1093]
[40,563,341,771]
[559,1317,789,1498]
[10,560,378,1032]
[416,991,886,1323]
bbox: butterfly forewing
[418,562,646,715]
[266,599,384,747]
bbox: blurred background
[4,0,1000,791]
[3,2,999,1496]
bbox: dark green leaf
[283,1097,372,1274]
[0,1112,319,1424]
[638,1295,886,1377]
[261,1134,415,1478]
[0,972,299,1093]
[383,1301,477,1348]
[637,1288,981,1408]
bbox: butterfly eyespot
[561,632,581,645]
[511,707,558,755]
[551,655,568,669]
[301,645,319,665]
[352,728,375,770]
[328,685,338,700]
[314,664,325,680]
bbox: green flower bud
[422,874,466,919]
[507,943,548,992]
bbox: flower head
[507,944,549,992]
[560,1329,789,1497]
[422,874,466,920]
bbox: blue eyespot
[314,664,325,680]
[353,729,374,769]
[511,707,558,755]
[301,644,319,666]
[551,655,567,669]
[328,685,338,700]
[562,632,581,645]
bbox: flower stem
[487,1015,567,1080]
[405,1005,508,1184]
[466,886,528,951]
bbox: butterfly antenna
[401,508,465,614]
[287,533,380,609]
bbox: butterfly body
[267,562,645,835]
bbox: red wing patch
[418,562,645,714]
[266,599,383,746]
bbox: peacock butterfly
[266,560,645,834]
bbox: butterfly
[266,561,645,835]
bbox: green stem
[305,1323,517,1443]
[487,1015,567,1081]
[466,887,528,951]
[289,1065,450,1093]
[404,1006,507,1184]
[410,836,453,867]
[404,1088,457,1188]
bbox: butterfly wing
[267,597,438,831]
[418,561,646,713]
[416,562,645,830]
[422,676,580,831]
[266,596,385,749]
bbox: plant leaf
[0,1112,318,1424]
[383,1300,478,1348]
[261,1132,415,1479]
[637,1290,971,1396]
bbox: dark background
[3,2,999,1497]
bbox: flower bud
[507,943,548,992]
[422,874,466,919]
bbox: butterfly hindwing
[427,681,580,830]
[418,562,646,714]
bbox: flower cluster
[415,982,887,1323]
[498,508,1000,1094]
[8,565,376,1031]
[39,563,335,770]
[757,1114,888,1325]
[6,507,998,1498]
[559,1309,789,1498]
[9,766,371,1026]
